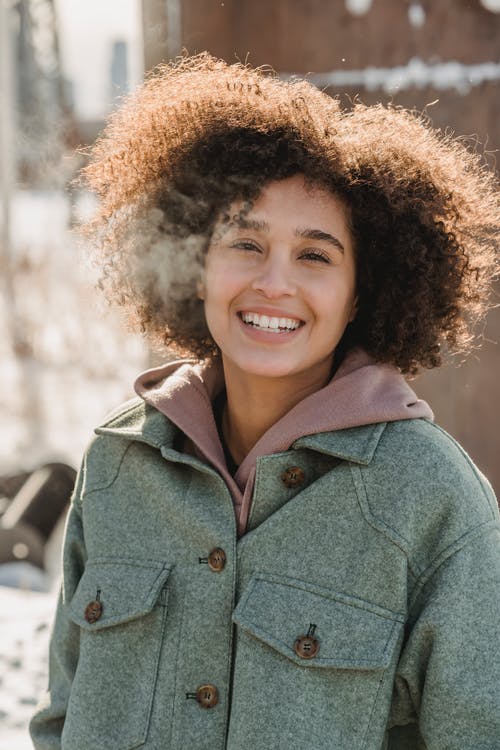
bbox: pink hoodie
[134,348,433,536]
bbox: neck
[221,359,333,465]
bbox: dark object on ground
[1,463,76,542]
[0,471,31,514]
[0,522,45,568]
[0,470,31,499]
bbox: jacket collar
[95,397,388,466]
[95,398,177,450]
[293,422,387,465]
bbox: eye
[300,248,331,264]
[231,240,262,253]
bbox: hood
[134,348,433,535]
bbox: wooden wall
[141,0,500,494]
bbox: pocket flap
[232,572,404,670]
[67,558,172,631]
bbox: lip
[236,306,305,324]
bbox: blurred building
[110,39,129,99]
[140,0,500,495]
[141,0,500,157]
[4,0,76,186]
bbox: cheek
[203,258,248,308]
[317,278,356,320]
[202,261,223,308]
[202,266,234,334]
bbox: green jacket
[30,399,500,750]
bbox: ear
[349,295,358,323]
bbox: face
[202,174,357,386]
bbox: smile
[239,311,304,333]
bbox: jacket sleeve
[29,464,87,750]
[388,521,500,750]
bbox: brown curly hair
[81,53,499,374]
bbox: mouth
[238,311,305,334]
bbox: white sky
[55,0,144,119]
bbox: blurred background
[0,1,499,746]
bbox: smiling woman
[202,176,358,462]
[31,53,500,750]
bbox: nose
[251,253,297,298]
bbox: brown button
[294,634,320,659]
[84,600,103,624]
[281,466,305,489]
[196,683,219,708]
[207,547,226,572]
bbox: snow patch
[345,0,372,15]
[480,0,500,12]
[0,585,58,749]
[0,562,50,592]
[408,3,426,27]
[284,58,500,95]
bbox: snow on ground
[0,584,58,750]
[0,518,68,749]
[0,190,149,748]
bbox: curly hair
[80,52,499,374]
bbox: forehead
[223,175,351,235]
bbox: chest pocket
[229,572,404,750]
[63,558,172,750]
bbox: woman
[31,54,500,749]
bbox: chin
[233,357,302,379]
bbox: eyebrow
[234,218,345,253]
[294,227,345,253]
[236,217,269,232]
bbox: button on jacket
[30,400,500,750]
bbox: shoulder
[95,395,176,444]
[98,395,146,425]
[356,418,499,575]
[376,418,494,495]
[380,419,494,499]
[75,397,176,499]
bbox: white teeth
[241,312,302,331]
